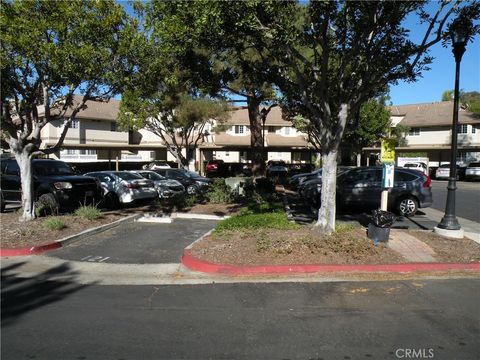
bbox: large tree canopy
[136,0,285,174]
[0,0,137,220]
[229,0,480,234]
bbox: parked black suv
[0,158,103,212]
[153,168,211,195]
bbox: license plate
[85,191,93,196]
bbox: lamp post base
[434,226,464,239]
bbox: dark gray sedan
[302,167,433,217]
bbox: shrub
[74,205,103,220]
[205,178,233,204]
[214,212,299,233]
[43,217,66,231]
[171,195,197,211]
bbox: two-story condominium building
[198,106,313,165]
[39,97,314,170]
[364,101,480,166]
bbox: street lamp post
[434,18,471,239]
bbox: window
[284,127,290,135]
[234,125,244,134]
[458,124,468,134]
[225,151,230,157]
[79,149,97,155]
[408,127,420,136]
[71,119,79,129]
[472,125,476,134]
[110,122,117,132]
[66,149,77,155]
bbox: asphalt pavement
[47,218,218,264]
[2,276,479,360]
[430,180,480,223]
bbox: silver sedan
[84,171,157,209]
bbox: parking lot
[47,218,218,264]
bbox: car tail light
[207,163,217,170]
[422,175,431,188]
[123,181,138,189]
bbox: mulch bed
[0,210,126,249]
[190,226,480,265]
[411,230,480,263]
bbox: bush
[42,217,66,231]
[205,178,233,204]
[214,212,299,233]
[74,205,103,220]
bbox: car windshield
[34,162,74,176]
[468,162,480,168]
[142,172,164,180]
[184,170,202,179]
[115,172,143,181]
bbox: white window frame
[71,119,79,129]
[284,127,291,135]
[234,125,244,134]
[458,124,468,134]
[408,127,420,136]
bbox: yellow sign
[380,139,396,163]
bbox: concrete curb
[181,249,480,275]
[0,213,141,257]
[173,212,230,220]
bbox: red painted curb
[181,249,480,275]
[0,242,62,257]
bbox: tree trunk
[171,147,189,169]
[247,96,265,177]
[14,150,35,221]
[315,150,338,235]
[314,104,349,235]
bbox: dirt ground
[190,226,480,265]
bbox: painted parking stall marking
[80,255,110,263]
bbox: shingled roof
[226,106,292,126]
[389,101,480,127]
[55,95,120,121]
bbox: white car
[142,161,171,170]
[403,162,428,175]
[435,164,450,180]
[465,162,480,181]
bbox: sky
[388,4,480,106]
[120,1,479,107]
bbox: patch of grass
[74,205,103,220]
[42,217,66,231]
[214,212,299,233]
[335,222,358,234]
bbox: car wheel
[396,196,418,217]
[0,192,5,213]
[186,185,198,195]
[36,193,59,215]
[105,192,120,210]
